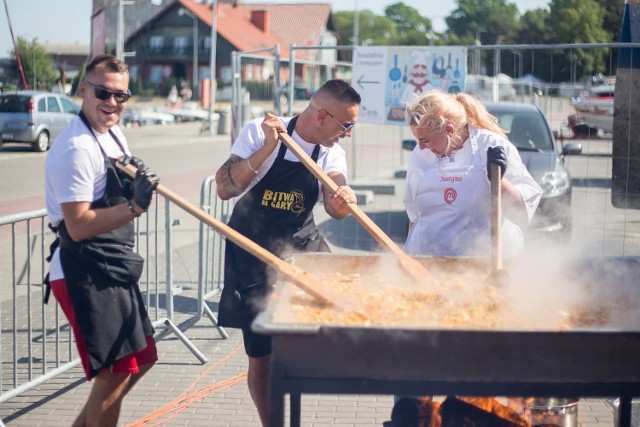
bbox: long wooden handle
[490,163,503,272]
[277,131,433,284]
[117,162,337,306]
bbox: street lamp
[511,49,523,78]
[179,7,199,100]
[426,31,436,46]
[208,0,218,133]
[474,28,485,75]
[494,35,504,76]
[353,0,359,46]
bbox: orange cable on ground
[126,344,247,427]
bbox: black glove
[132,166,160,210]
[487,146,507,180]
[120,155,145,169]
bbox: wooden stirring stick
[489,163,510,286]
[277,131,434,285]
[117,162,339,307]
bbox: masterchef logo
[444,187,457,204]
[261,189,306,215]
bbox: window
[150,35,164,52]
[38,98,47,112]
[150,65,163,83]
[60,98,78,114]
[174,36,188,54]
[47,97,61,113]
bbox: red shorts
[50,278,158,380]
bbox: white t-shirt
[230,117,348,199]
[44,116,131,280]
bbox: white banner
[352,46,468,125]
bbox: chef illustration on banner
[400,49,447,104]
[386,47,466,124]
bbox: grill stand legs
[269,361,301,427]
[619,396,632,427]
[270,363,285,427]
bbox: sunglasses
[84,81,132,103]
[318,109,356,133]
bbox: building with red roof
[122,0,341,102]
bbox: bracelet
[127,201,141,218]
[246,158,258,174]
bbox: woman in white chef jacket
[403,90,542,257]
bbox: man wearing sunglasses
[44,54,159,427]
[215,79,361,426]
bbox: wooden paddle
[489,163,510,286]
[117,162,340,307]
[277,131,434,285]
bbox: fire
[391,396,530,427]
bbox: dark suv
[0,91,80,152]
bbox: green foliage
[9,37,58,90]
[548,0,610,80]
[603,0,625,42]
[335,10,397,47]
[383,2,432,45]
[445,0,520,45]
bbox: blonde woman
[403,90,542,257]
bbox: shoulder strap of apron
[78,111,126,156]
[279,116,321,161]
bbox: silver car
[0,91,80,152]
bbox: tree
[9,37,57,90]
[445,0,519,45]
[513,8,552,81]
[444,0,519,76]
[334,10,397,52]
[603,0,624,42]
[548,0,610,80]
[383,2,433,45]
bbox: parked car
[278,84,314,101]
[402,102,582,238]
[0,91,80,152]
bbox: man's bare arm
[215,155,254,200]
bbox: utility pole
[3,0,29,89]
[179,7,199,100]
[353,0,359,47]
[116,0,135,61]
[208,0,218,133]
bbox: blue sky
[0,0,551,58]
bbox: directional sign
[352,46,468,125]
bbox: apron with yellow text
[218,117,329,329]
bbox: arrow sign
[357,74,380,90]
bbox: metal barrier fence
[0,192,231,403]
[196,176,232,338]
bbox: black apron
[218,116,330,329]
[47,112,154,379]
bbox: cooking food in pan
[266,254,638,331]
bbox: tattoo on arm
[220,157,244,196]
